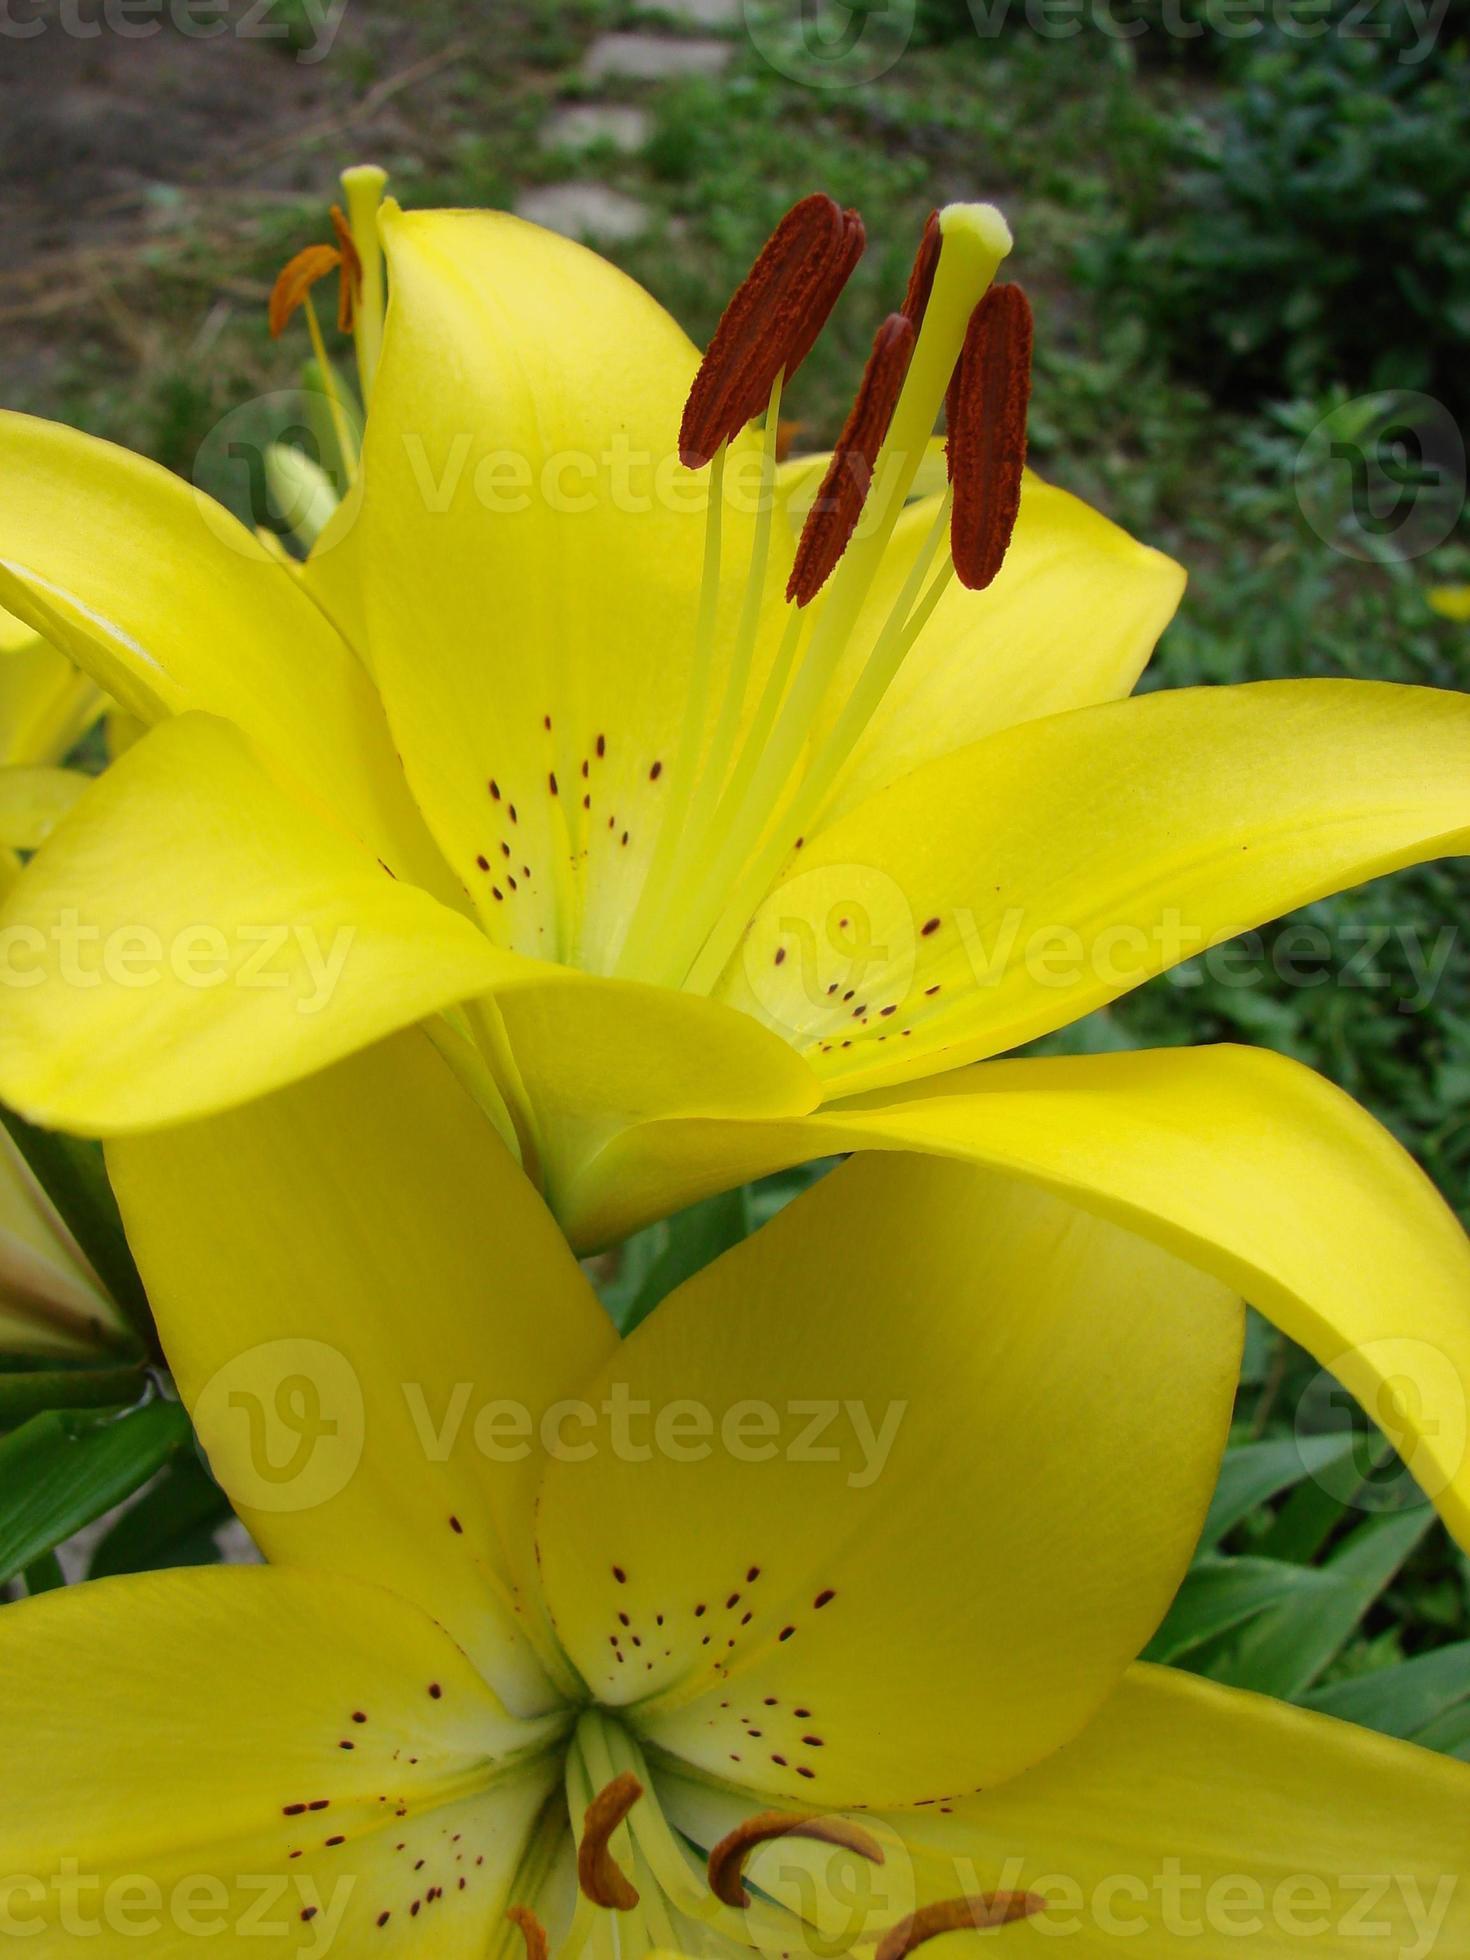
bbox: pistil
[339,163,389,402]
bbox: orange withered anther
[707,1810,885,1910]
[506,1906,549,1960]
[328,203,363,333]
[945,282,1033,592]
[269,244,343,340]
[576,1771,643,1911]
[874,1893,1047,1960]
[268,212,362,341]
[680,194,866,470]
[787,310,916,608]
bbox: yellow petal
[1427,582,1470,623]
[0,599,39,653]
[492,973,819,1217]
[715,679,1470,1095]
[0,713,509,1134]
[0,628,102,767]
[0,408,455,900]
[0,1563,562,1951]
[885,1663,1470,1952]
[565,1043,1470,1554]
[0,1128,125,1358]
[536,1152,1241,1806]
[815,473,1185,822]
[109,1030,616,1710]
[356,206,786,972]
[0,764,89,851]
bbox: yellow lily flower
[1,177,1469,1548]
[5,1032,1465,1953]
[0,601,104,895]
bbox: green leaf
[1304,1638,1470,1742]
[607,1188,751,1336]
[0,1398,190,1586]
[1222,1507,1436,1700]
[0,1108,154,1354]
[0,1365,150,1426]
[1145,1557,1335,1664]
[87,1453,233,1580]
[1255,1465,1350,1564]
[1200,1433,1357,1550]
[1411,1699,1470,1762]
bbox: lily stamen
[576,1769,643,1910]
[680,194,865,471]
[636,204,1015,994]
[874,1894,1048,1959]
[947,284,1033,592]
[268,210,364,484]
[506,1904,550,1960]
[787,312,916,609]
[706,1810,886,1909]
[618,196,863,975]
[902,210,943,327]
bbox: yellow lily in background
[3,1030,1465,1953]
[1,175,1469,1545]
[0,601,102,897]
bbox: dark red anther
[680,195,866,470]
[946,282,1032,591]
[902,210,941,330]
[787,312,915,607]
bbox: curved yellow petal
[0,599,38,653]
[536,1152,1241,1806]
[0,408,455,900]
[0,1563,562,1953]
[815,474,1184,822]
[493,974,819,1217]
[0,628,102,767]
[0,713,509,1134]
[0,764,89,851]
[885,1663,1470,1953]
[109,1030,615,1711]
[357,206,787,973]
[564,1043,1470,1554]
[715,680,1470,1095]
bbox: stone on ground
[540,104,652,155]
[582,32,734,80]
[515,182,652,244]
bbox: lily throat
[500,1710,1043,1960]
